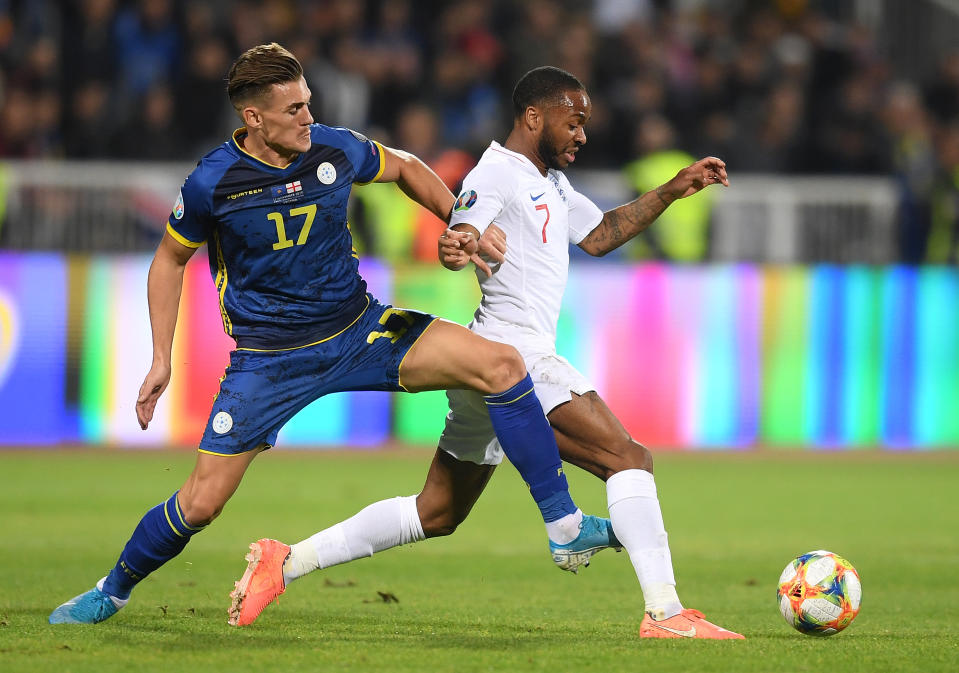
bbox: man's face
[252,76,314,156]
[536,89,591,170]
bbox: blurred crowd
[1,0,958,262]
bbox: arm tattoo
[581,190,669,256]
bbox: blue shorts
[198,297,437,456]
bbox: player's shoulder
[182,140,240,200]
[308,123,380,172]
[477,142,525,169]
[465,144,526,189]
[479,143,544,181]
[309,123,374,150]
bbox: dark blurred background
[1,0,958,263]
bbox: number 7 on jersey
[536,203,550,243]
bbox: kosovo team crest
[317,162,337,185]
[454,189,477,212]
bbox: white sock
[545,509,583,544]
[96,577,130,608]
[283,495,425,584]
[606,469,683,620]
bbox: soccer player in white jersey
[249,67,743,639]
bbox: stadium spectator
[0,87,35,157]
[228,0,272,51]
[308,35,371,129]
[10,35,59,92]
[924,51,959,124]
[31,88,62,157]
[504,0,564,87]
[62,80,113,158]
[113,0,181,98]
[927,122,959,263]
[60,0,118,92]
[622,114,713,261]
[882,81,937,263]
[112,83,184,160]
[813,70,889,174]
[361,0,425,131]
[176,36,234,153]
[732,80,809,173]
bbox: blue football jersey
[167,124,385,349]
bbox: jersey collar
[230,127,307,174]
[487,141,546,178]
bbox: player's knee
[418,502,467,538]
[482,344,527,394]
[178,494,225,527]
[422,516,460,538]
[609,439,653,475]
[595,439,653,479]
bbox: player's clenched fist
[438,228,476,271]
[439,224,507,277]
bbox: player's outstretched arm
[578,156,729,257]
[136,232,196,430]
[376,145,456,223]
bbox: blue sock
[484,374,577,522]
[101,491,205,599]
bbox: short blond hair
[227,42,303,110]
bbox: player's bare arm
[377,145,456,223]
[578,156,729,257]
[136,232,197,430]
[439,223,506,277]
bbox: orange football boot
[640,608,745,639]
[227,538,291,626]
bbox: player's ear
[524,105,541,132]
[242,105,263,129]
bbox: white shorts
[438,344,594,466]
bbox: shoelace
[80,590,116,620]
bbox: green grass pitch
[1,448,957,672]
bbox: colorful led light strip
[2,254,958,449]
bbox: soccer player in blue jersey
[48,44,616,626]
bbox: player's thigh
[399,319,525,393]
[199,344,341,456]
[178,446,264,525]
[548,392,652,479]
[417,448,495,537]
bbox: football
[777,550,862,636]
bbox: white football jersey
[449,141,603,344]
